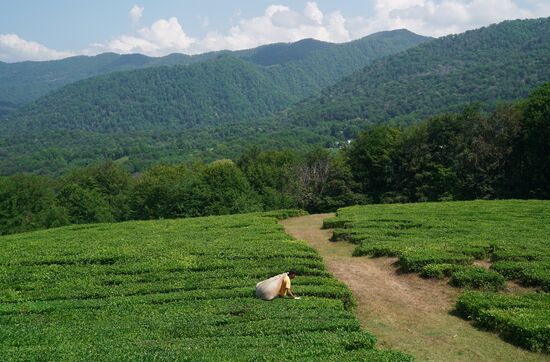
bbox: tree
[347,126,402,202]
[130,164,208,220]
[238,147,297,210]
[56,183,113,224]
[202,160,261,215]
[508,82,550,198]
[0,174,68,234]
[288,148,364,212]
[59,161,132,221]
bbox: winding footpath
[281,213,547,362]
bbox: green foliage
[329,200,550,351]
[398,251,474,273]
[449,267,506,290]
[0,174,69,235]
[0,30,429,114]
[288,18,550,127]
[330,200,550,288]
[5,57,294,134]
[56,183,114,224]
[286,148,366,213]
[1,84,548,235]
[0,53,195,108]
[492,260,550,292]
[202,159,262,215]
[0,145,355,235]
[507,82,550,198]
[344,82,550,202]
[457,292,550,353]
[419,263,462,279]
[0,213,411,360]
[238,148,298,210]
[57,161,132,222]
[0,31,430,175]
[255,209,309,220]
[130,161,261,220]
[346,126,402,202]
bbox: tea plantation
[324,200,550,353]
[0,210,411,361]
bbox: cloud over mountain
[1,1,549,62]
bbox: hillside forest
[1,82,548,236]
[1,19,549,176]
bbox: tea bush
[457,292,550,353]
[0,212,411,361]
[326,200,550,352]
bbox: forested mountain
[2,30,429,134]
[3,57,295,133]
[2,83,548,235]
[0,52,194,109]
[241,38,332,66]
[4,17,550,177]
[0,30,430,175]
[0,30,429,117]
[287,17,550,126]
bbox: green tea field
[324,200,550,353]
[0,210,411,361]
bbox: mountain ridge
[0,30,431,114]
[1,29,430,134]
[285,17,550,126]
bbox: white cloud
[305,2,324,24]
[2,1,549,62]
[93,17,196,56]
[188,2,352,53]
[129,5,144,24]
[348,0,538,38]
[0,34,74,62]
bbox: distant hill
[1,30,429,134]
[0,30,431,175]
[0,30,429,116]
[286,18,550,126]
[3,17,550,175]
[243,38,333,66]
[4,57,296,133]
[0,52,192,109]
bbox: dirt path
[281,214,547,362]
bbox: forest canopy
[1,83,548,236]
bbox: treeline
[0,153,360,235]
[347,82,549,203]
[0,83,548,235]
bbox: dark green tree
[130,164,208,220]
[347,126,402,203]
[508,82,550,198]
[0,174,68,234]
[202,160,261,215]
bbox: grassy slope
[0,211,410,361]
[325,200,550,353]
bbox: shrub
[457,292,550,353]
[449,267,505,290]
[420,263,462,279]
[399,251,473,273]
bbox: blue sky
[1,0,549,62]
